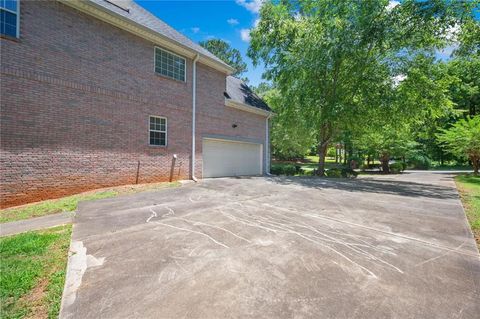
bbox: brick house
[0,0,272,208]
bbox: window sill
[0,34,20,42]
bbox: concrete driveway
[61,172,480,319]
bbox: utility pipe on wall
[191,54,200,181]
[265,113,272,175]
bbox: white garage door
[203,138,263,178]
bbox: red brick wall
[0,1,266,208]
[195,64,267,177]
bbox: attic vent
[103,0,130,12]
[224,92,231,99]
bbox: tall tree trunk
[471,155,479,175]
[318,142,328,176]
[317,124,331,176]
[379,152,390,174]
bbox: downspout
[191,54,200,182]
[265,113,272,175]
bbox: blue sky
[136,0,265,86]
[135,1,478,86]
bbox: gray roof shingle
[225,76,271,112]
[88,0,230,68]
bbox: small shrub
[283,165,297,175]
[389,162,405,174]
[270,164,284,175]
[407,154,431,169]
[325,166,358,178]
[270,164,297,175]
[294,165,303,174]
[326,168,343,178]
[341,167,358,178]
[327,147,337,158]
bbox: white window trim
[149,115,168,147]
[1,0,20,38]
[153,46,187,82]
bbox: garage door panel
[203,139,262,178]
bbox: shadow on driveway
[266,175,459,200]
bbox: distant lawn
[455,174,480,247]
[0,225,71,319]
[0,181,180,223]
[304,155,337,164]
[429,164,472,171]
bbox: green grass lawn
[272,156,340,175]
[455,174,480,247]
[429,164,473,171]
[0,182,180,224]
[0,225,72,319]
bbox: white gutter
[191,54,200,182]
[265,113,272,175]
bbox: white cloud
[240,28,251,42]
[445,23,460,42]
[227,18,239,26]
[235,0,264,14]
[191,27,200,34]
[392,74,406,86]
[387,1,400,11]
[436,24,460,60]
[253,18,260,27]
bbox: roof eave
[59,0,235,75]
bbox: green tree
[248,0,475,176]
[445,57,480,116]
[199,39,247,76]
[354,123,414,173]
[263,88,315,160]
[437,116,480,175]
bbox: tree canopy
[199,38,247,76]
[248,0,477,175]
[437,116,480,174]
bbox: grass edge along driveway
[0,225,72,319]
[455,174,480,248]
[0,181,180,223]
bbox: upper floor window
[149,116,167,146]
[0,0,19,38]
[154,47,186,82]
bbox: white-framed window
[0,0,19,38]
[149,116,167,146]
[154,47,186,82]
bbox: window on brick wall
[149,116,167,146]
[0,0,19,38]
[154,47,186,82]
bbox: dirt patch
[21,278,49,319]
